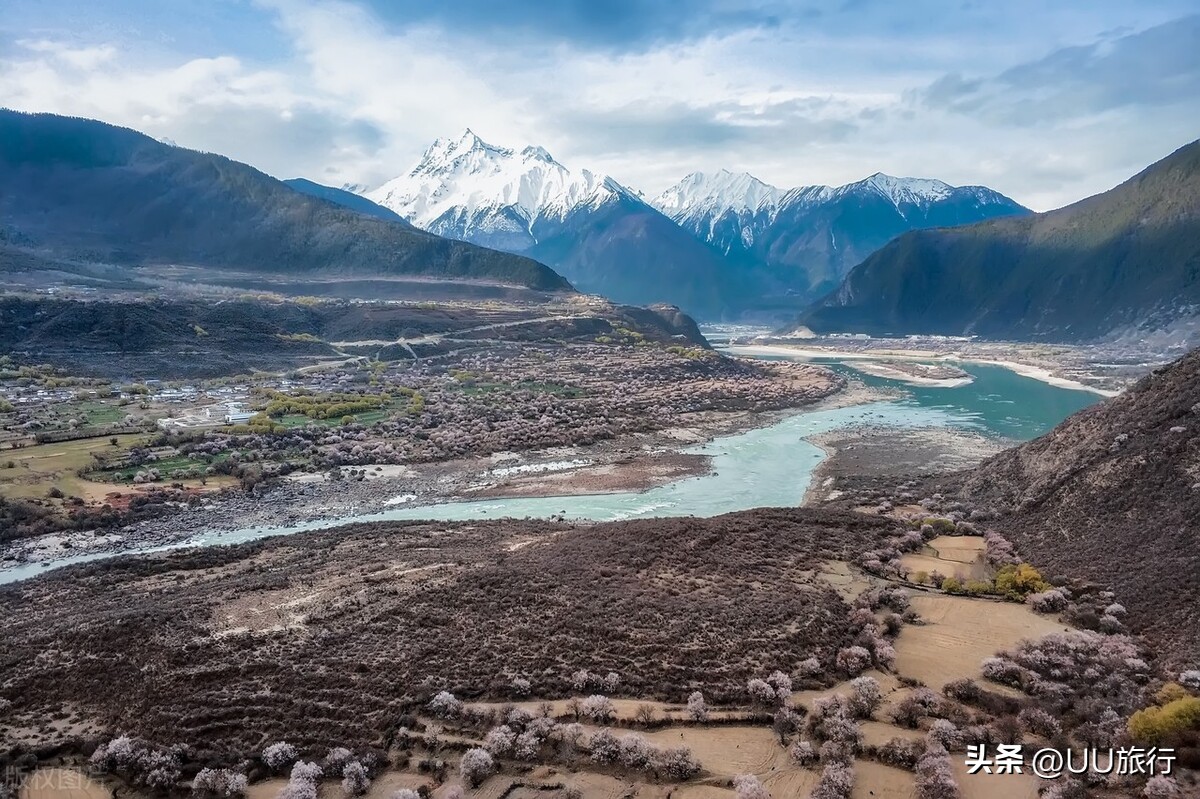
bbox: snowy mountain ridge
[366,130,635,244]
[652,170,993,225]
[345,129,1029,313]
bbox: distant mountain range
[0,111,569,294]
[352,130,1028,317]
[652,169,1029,298]
[799,139,1200,341]
[9,111,1195,341]
[361,130,762,316]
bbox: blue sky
[2,0,1197,209]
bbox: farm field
[0,434,149,501]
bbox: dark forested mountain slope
[282,178,412,225]
[800,139,1200,341]
[0,111,570,292]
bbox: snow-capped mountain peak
[853,172,955,206]
[653,169,783,220]
[520,144,554,162]
[365,130,634,246]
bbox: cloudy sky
[2,0,1197,210]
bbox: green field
[30,398,133,431]
[88,452,235,484]
[273,394,422,428]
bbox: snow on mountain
[366,130,634,247]
[653,166,1029,299]
[650,170,784,251]
[657,169,1004,223]
[652,170,784,220]
[853,173,955,206]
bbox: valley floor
[725,335,1178,396]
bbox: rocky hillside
[0,295,710,378]
[0,111,570,293]
[801,139,1200,341]
[951,348,1200,667]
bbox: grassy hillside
[0,111,571,292]
[801,139,1200,340]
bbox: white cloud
[0,0,1195,210]
[17,39,118,70]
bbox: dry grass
[892,593,1066,691]
[852,760,916,799]
[641,726,781,776]
[952,760,1039,799]
[899,535,990,582]
[0,435,146,501]
[16,769,111,799]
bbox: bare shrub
[1017,707,1062,739]
[261,739,298,772]
[942,679,980,703]
[589,729,620,764]
[892,688,943,729]
[875,737,924,769]
[810,762,855,799]
[836,646,872,676]
[848,676,882,719]
[687,691,709,722]
[914,743,960,799]
[733,774,771,799]
[192,769,249,798]
[483,725,516,757]
[789,740,818,767]
[459,748,494,788]
[773,707,803,744]
[428,691,463,718]
[581,694,616,723]
[340,762,370,797]
[653,747,701,780]
[1144,775,1181,798]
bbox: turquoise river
[0,349,1100,584]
